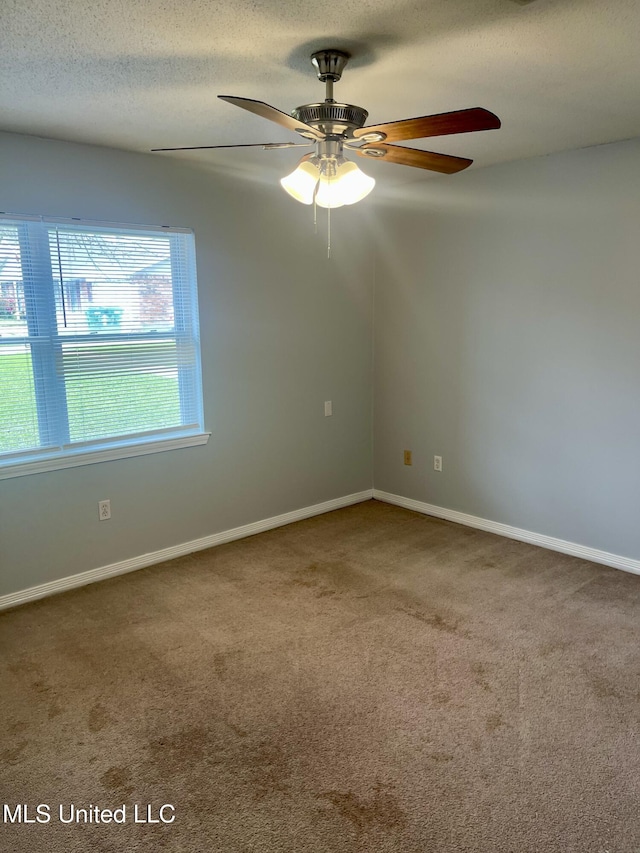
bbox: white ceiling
[1,0,639,193]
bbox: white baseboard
[0,489,374,611]
[5,487,636,612]
[373,489,640,576]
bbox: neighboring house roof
[131,257,171,277]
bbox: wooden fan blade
[356,143,472,174]
[353,108,500,142]
[218,96,325,140]
[151,142,311,152]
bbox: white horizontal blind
[0,215,204,470]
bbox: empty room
[1,1,640,851]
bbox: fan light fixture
[152,48,500,253]
[280,158,375,208]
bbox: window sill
[0,432,211,480]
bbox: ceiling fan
[152,49,501,209]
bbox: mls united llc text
[3,804,176,825]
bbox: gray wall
[373,138,640,559]
[0,132,373,596]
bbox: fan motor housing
[292,102,368,137]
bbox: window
[0,214,208,479]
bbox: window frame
[0,213,209,480]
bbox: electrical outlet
[98,499,111,521]
[404,450,412,466]
[434,455,442,472]
[324,400,332,417]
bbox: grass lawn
[0,352,39,451]
[1,346,181,453]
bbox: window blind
[0,215,205,475]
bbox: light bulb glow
[280,161,320,204]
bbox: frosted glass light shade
[337,162,375,205]
[314,175,345,209]
[280,161,320,204]
[315,161,375,208]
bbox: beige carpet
[1,499,640,852]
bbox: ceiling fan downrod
[310,49,350,102]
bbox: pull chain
[310,174,332,259]
[326,170,332,259]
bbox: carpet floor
[1,499,640,852]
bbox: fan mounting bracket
[358,147,387,158]
[354,131,387,144]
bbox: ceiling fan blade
[151,142,312,152]
[356,143,473,174]
[353,108,500,142]
[218,96,325,140]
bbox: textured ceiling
[1,0,639,193]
